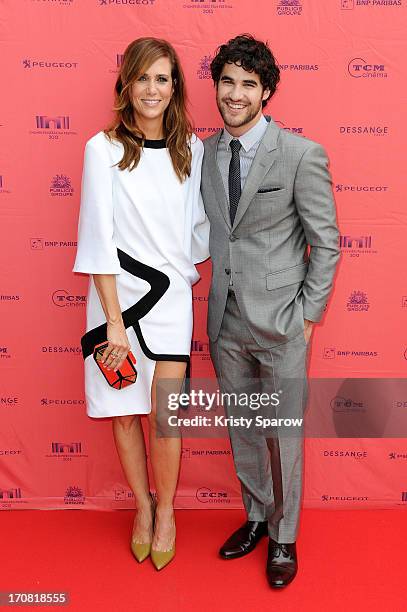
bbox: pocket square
[257,187,283,193]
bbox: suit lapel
[206,129,231,229]
[232,119,280,230]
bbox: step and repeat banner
[1,0,407,511]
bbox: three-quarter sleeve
[189,137,210,265]
[72,135,121,275]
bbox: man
[201,34,340,588]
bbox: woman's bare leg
[112,415,153,543]
[149,361,186,551]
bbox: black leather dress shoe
[266,538,297,588]
[219,521,268,559]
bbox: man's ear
[262,88,271,102]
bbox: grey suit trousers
[210,290,310,544]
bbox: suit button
[225,268,231,275]
[229,234,236,242]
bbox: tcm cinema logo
[341,0,402,7]
[322,347,378,358]
[340,235,377,257]
[348,58,388,78]
[277,0,303,15]
[196,487,230,504]
[64,486,85,505]
[52,290,86,308]
[339,124,389,136]
[22,58,78,70]
[197,56,213,80]
[183,0,233,13]
[0,176,11,194]
[50,174,74,197]
[347,290,370,311]
[98,0,156,6]
[0,347,12,360]
[30,116,77,140]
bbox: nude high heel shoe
[151,513,176,571]
[130,493,156,563]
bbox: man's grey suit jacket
[201,116,341,348]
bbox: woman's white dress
[72,131,209,418]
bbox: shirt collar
[222,114,268,153]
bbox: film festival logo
[197,56,213,80]
[46,442,88,459]
[340,234,377,257]
[52,289,86,308]
[347,290,370,312]
[109,54,124,73]
[183,0,233,13]
[0,488,22,501]
[348,57,388,78]
[277,0,303,15]
[50,174,74,197]
[64,486,85,505]
[22,58,78,70]
[191,338,210,361]
[0,176,11,195]
[30,116,77,140]
[30,0,74,4]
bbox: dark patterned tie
[228,139,242,225]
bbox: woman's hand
[101,320,131,372]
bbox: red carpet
[1,508,406,611]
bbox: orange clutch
[93,342,137,390]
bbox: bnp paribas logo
[347,290,370,312]
[50,174,74,197]
[277,0,303,15]
[197,56,212,80]
[341,0,402,9]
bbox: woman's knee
[113,414,139,432]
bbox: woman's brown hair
[105,37,193,182]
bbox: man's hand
[303,319,314,344]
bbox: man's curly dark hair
[210,34,280,107]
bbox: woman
[72,37,209,571]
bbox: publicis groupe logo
[340,235,378,257]
[341,0,402,8]
[347,290,370,311]
[47,442,88,459]
[41,345,82,356]
[30,116,77,140]
[41,398,84,406]
[98,0,156,6]
[335,183,389,193]
[197,56,212,80]
[0,347,11,360]
[64,486,85,505]
[331,396,366,413]
[31,238,77,249]
[322,494,368,502]
[339,124,389,136]
[278,63,319,72]
[52,289,86,308]
[183,0,233,13]
[275,120,304,135]
[323,347,378,358]
[389,452,407,460]
[348,57,388,78]
[50,174,74,197]
[277,0,302,15]
[22,58,78,70]
[196,487,230,503]
[323,449,367,458]
[0,176,11,194]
